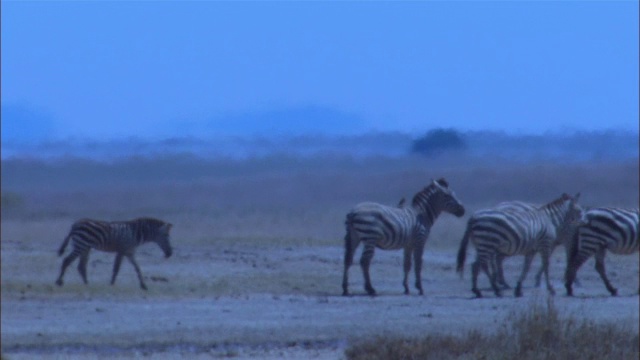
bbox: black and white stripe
[56,217,173,290]
[342,178,466,296]
[564,207,639,296]
[456,193,582,298]
[491,201,583,289]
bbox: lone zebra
[565,207,639,296]
[456,193,582,298]
[342,178,465,296]
[56,217,173,290]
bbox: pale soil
[2,227,638,359]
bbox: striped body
[565,207,639,296]
[456,193,581,298]
[492,201,582,289]
[56,217,173,290]
[342,178,465,296]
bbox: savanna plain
[2,155,639,359]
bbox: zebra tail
[344,213,355,266]
[456,220,472,277]
[344,231,352,266]
[58,233,72,256]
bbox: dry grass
[345,298,640,360]
[1,155,638,358]
[2,155,637,245]
[2,156,637,297]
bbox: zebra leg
[564,253,590,297]
[540,250,555,296]
[342,228,360,296]
[563,245,581,288]
[514,253,535,298]
[413,245,425,295]
[126,254,148,290]
[594,249,617,296]
[534,265,544,288]
[56,252,80,286]
[77,252,90,285]
[402,248,412,295]
[360,244,376,296]
[111,253,124,286]
[496,254,511,289]
[486,256,502,297]
[471,260,483,298]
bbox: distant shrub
[345,298,639,360]
[1,192,25,210]
[410,128,466,157]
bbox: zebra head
[140,218,174,258]
[542,193,584,232]
[554,193,583,245]
[157,222,174,258]
[563,193,584,227]
[412,178,465,218]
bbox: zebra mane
[135,217,168,227]
[411,182,442,208]
[546,193,573,208]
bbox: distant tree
[410,128,466,157]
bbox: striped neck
[411,186,442,224]
[541,199,570,229]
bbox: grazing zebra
[491,201,584,289]
[565,207,639,296]
[456,193,582,298]
[342,178,466,296]
[55,217,173,290]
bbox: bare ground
[2,228,638,359]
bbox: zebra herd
[55,177,638,298]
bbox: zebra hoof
[342,291,350,297]
[548,288,556,296]
[565,285,573,297]
[610,289,618,297]
[472,289,482,298]
[365,289,377,296]
[55,279,63,286]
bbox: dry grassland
[1,155,638,359]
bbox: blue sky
[2,1,638,141]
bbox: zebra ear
[573,192,581,201]
[436,178,449,188]
[431,179,447,191]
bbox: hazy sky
[2,1,638,140]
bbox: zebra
[342,178,465,296]
[456,193,582,298]
[564,207,639,296]
[491,201,584,289]
[55,217,173,290]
